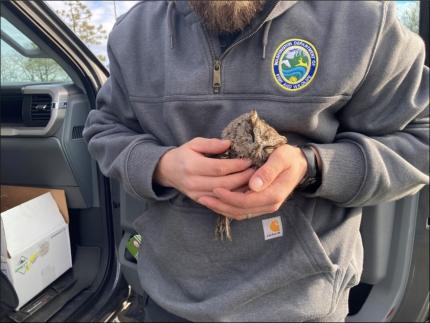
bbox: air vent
[29,94,52,126]
[22,94,53,127]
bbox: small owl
[214,110,288,240]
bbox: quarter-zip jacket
[83,1,429,321]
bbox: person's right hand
[154,137,254,201]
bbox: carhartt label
[262,216,283,240]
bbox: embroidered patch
[262,216,283,240]
[272,38,318,92]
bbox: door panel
[1,85,96,209]
[112,183,147,296]
[347,193,422,321]
[360,202,397,285]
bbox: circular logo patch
[272,38,318,92]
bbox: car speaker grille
[72,126,84,139]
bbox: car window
[396,1,420,34]
[0,16,72,84]
[1,17,37,50]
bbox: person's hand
[197,144,308,219]
[154,137,255,201]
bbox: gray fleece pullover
[83,1,429,321]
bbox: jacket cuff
[126,141,177,201]
[303,141,367,205]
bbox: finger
[191,168,255,191]
[192,155,252,176]
[249,149,287,192]
[232,184,250,193]
[188,191,218,201]
[188,137,231,154]
[198,196,277,220]
[214,170,294,209]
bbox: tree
[399,1,420,34]
[56,1,107,45]
[21,58,68,82]
[1,55,65,83]
[1,41,71,83]
[1,50,22,82]
[55,1,108,62]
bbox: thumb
[188,137,231,154]
[249,152,286,192]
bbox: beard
[188,0,266,33]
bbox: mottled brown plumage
[214,110,288,240]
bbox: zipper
[202,1,279,94]
[213,59,221,94]
[202,25,221,94]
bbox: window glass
[1,17,38,50]
[0,17,72,84]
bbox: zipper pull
[213,59,221,94]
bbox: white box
[0,186,72,310]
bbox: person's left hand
[198,144,308,220]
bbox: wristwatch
[297,145,321,192]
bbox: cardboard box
[0,186,72,310]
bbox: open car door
[0,1,129,321]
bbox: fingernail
[251,177,263,191]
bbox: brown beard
[189,0,266,33]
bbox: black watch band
[297,145,321,192]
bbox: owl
[214,110,288,240]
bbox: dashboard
[1,83,76,136]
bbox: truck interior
[0,2,127,322]
[0,1,428,322]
